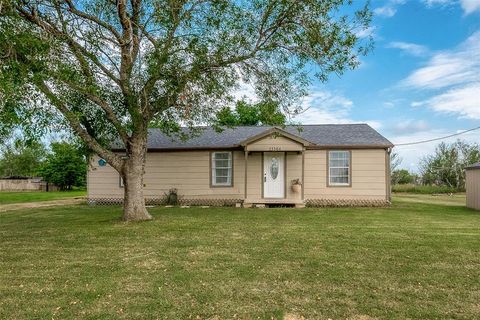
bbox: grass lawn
[0,190,86,205]
[1,196,479,319]
[393,192,467,206]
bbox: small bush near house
[392,184,459,194]
[165,188,179,205]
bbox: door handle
[264,172,267,182]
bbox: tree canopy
[392,169,416,185]
[0,138,46,177]
[0,0,373,220]
[420,140,480,190]
[215,99,286,126]
[39,142,87,190]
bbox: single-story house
[87,124,394,207]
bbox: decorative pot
[291,184,301,194]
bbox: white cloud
[402,32,480,89]
[392,119,430,135]
[423,0,480,14]
[383,101,395,108]
[412,82,480,119]
[423,0,452,7]
[401,31,480,119]
[292,90,381,130]
[374,0,406,17]
[461,0,480,14]
[374,6,397,17]
[294,91,352,124]
[355,26,376,39]
[388,41,430,56]
[232,81,257,102]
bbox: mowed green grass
[1,197,479,319]
[0,190,86,205]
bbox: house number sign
[269,146,282,151]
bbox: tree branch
[50,75,130,146]
[34,79,123,170]
[64,0,123,44]
[16,5,122,87]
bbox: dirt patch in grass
[0,198,85,212]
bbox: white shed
[466,163,480,210]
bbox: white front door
[263,152,285,198]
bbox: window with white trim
[211,152,233,186]
[329,151,350,186]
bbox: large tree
[0,0,372,221]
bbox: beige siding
[88,148,388,202]
[88,156,123,199]
[247,136,303,151]
[245,152,262,199]
[88,151,246,200]
[466,169,480,210]
[304,149,387,200]
[286,152,303,200]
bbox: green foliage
[392,184,459,194]
[0,0,372,152]
[38,142,87,190]
[0,0,373,217]
[0,138,46,177]
[392,169,416,185]
[216,99,286,126]
[420,140,480,190]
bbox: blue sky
[290,0,480,172]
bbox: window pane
[330,159,348,167]
[215,176,229,184]
[331,176,348,184]
[329,151,350,185]
[215,168,230,177]
[214,152,230,160]
[330,168,349,177]
[215,159,230,168]
[212,152,232,186]
[330,151,348,160]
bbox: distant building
[0,176,59,192]
[466,163,480,210]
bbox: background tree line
[391,140,480,192]
[0,138,86,190]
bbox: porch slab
[244,198,305,208]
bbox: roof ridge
[148,123,371,130]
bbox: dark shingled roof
[115,124,393,150]
[466,162,480,170]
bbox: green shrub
[392,184,461,194]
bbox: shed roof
[112,124,393,150]
[466,163,480,170]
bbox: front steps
[242,199,305,208]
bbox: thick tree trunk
[121,136,152,222]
